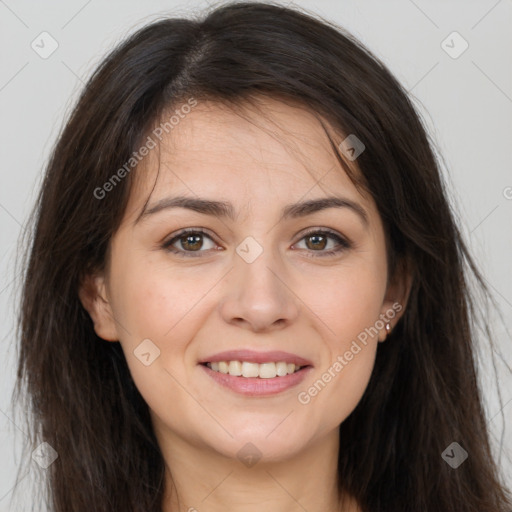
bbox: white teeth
[228,360,242,376]
[241,361,260,378]
[206,360,302,378]
[276,362,288,376]
[259,362,276,379]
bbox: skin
[80,96,410,512]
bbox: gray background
[1,0,511,509]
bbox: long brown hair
[13,2,512,511]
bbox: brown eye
[179,233,204,251]
[163,229,217,257]
[294,229,351,257]
[305,233,328,251]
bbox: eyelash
[161,227,352,258]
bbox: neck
[158,426,359,512]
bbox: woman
[14,1,512,511]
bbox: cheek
[304,350,376,436]
[293,261,384,426]
[109,253,208,344]
[298,316,378,433]
[107,256,218,396]
[109,261,208,435]
[302,259,386,342]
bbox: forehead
[128,96,370,219]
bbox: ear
[78,272,119,342]
[378,257,413,342]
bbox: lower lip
[199,364,313,396]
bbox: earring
[384,322,391,340]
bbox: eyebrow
[135,195,369,227]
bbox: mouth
[201,360,309,378]
[197,350,313,396]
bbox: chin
[203,425,310,465]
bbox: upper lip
[199,350,313,367]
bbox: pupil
[183,234,202,250]
[307,234,326,250]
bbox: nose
[218,246,300,333]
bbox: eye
[293,229,352,257]
[162,228,219,257]
[162,227,352,258]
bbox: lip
[199,363,313,396]
[198,349,313,367]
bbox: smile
[205,360,305,378]
[199,362,313,396]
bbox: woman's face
[81,97,407,463]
